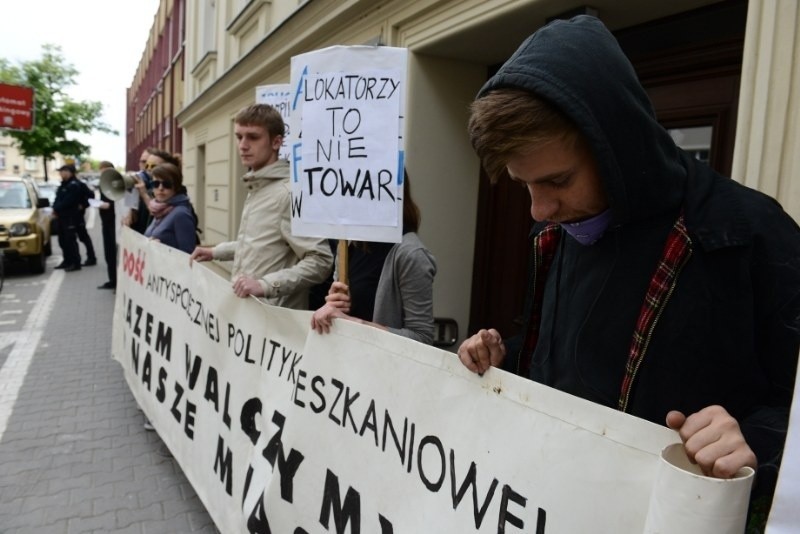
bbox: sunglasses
[145,163,158,170]
[152,179,174,190]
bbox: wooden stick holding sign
[336,239,349,286]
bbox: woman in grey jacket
[311,174,437,344]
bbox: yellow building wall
[177,0,797,347]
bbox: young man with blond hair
[191,104,332,309]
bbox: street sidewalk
[0,221,217,533]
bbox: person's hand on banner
[325,281,352,313]
[457,329,506,375]
[311,303,348,334]
[232,275,264,298]
[666,406,757,478]
[310,303,386,335]
[190,246,214,264]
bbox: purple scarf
[560,209,612,245]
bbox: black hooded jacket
[479,16,800,503]
[53,176,86,225]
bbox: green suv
[0,176,52,274]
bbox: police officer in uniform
[52,164,85,272]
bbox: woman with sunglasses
[143,163,197,253]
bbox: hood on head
[478,15,686,225]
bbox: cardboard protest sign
[289,46,407,243]
[112,229,760,533]
[255,84,292,160]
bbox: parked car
[0,176,52,274]
[36,181,58,202]
[81,173,101,190]
[35,181,58,218]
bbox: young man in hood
[458,15,799,518]
[190,104,333,309]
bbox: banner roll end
[642,443,754,534]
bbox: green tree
[0,44,116,181]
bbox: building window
[668,126,713,165]
[0,150,5,170]
[25,157,37,171]
[179,0,185,44]
[202,0,217,56]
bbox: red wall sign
[0,83,35,131]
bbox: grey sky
[1,0,162,168]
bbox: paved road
[0,219,217,533]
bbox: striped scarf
[518,215,692,411]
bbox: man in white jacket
[191,104,333,309]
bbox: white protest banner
[766,369,800,533]
[113,229,758,533]
[255,84,292,161]
[113,228,308,532]
[289,46,406,243]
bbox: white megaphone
[99,168,139,201]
